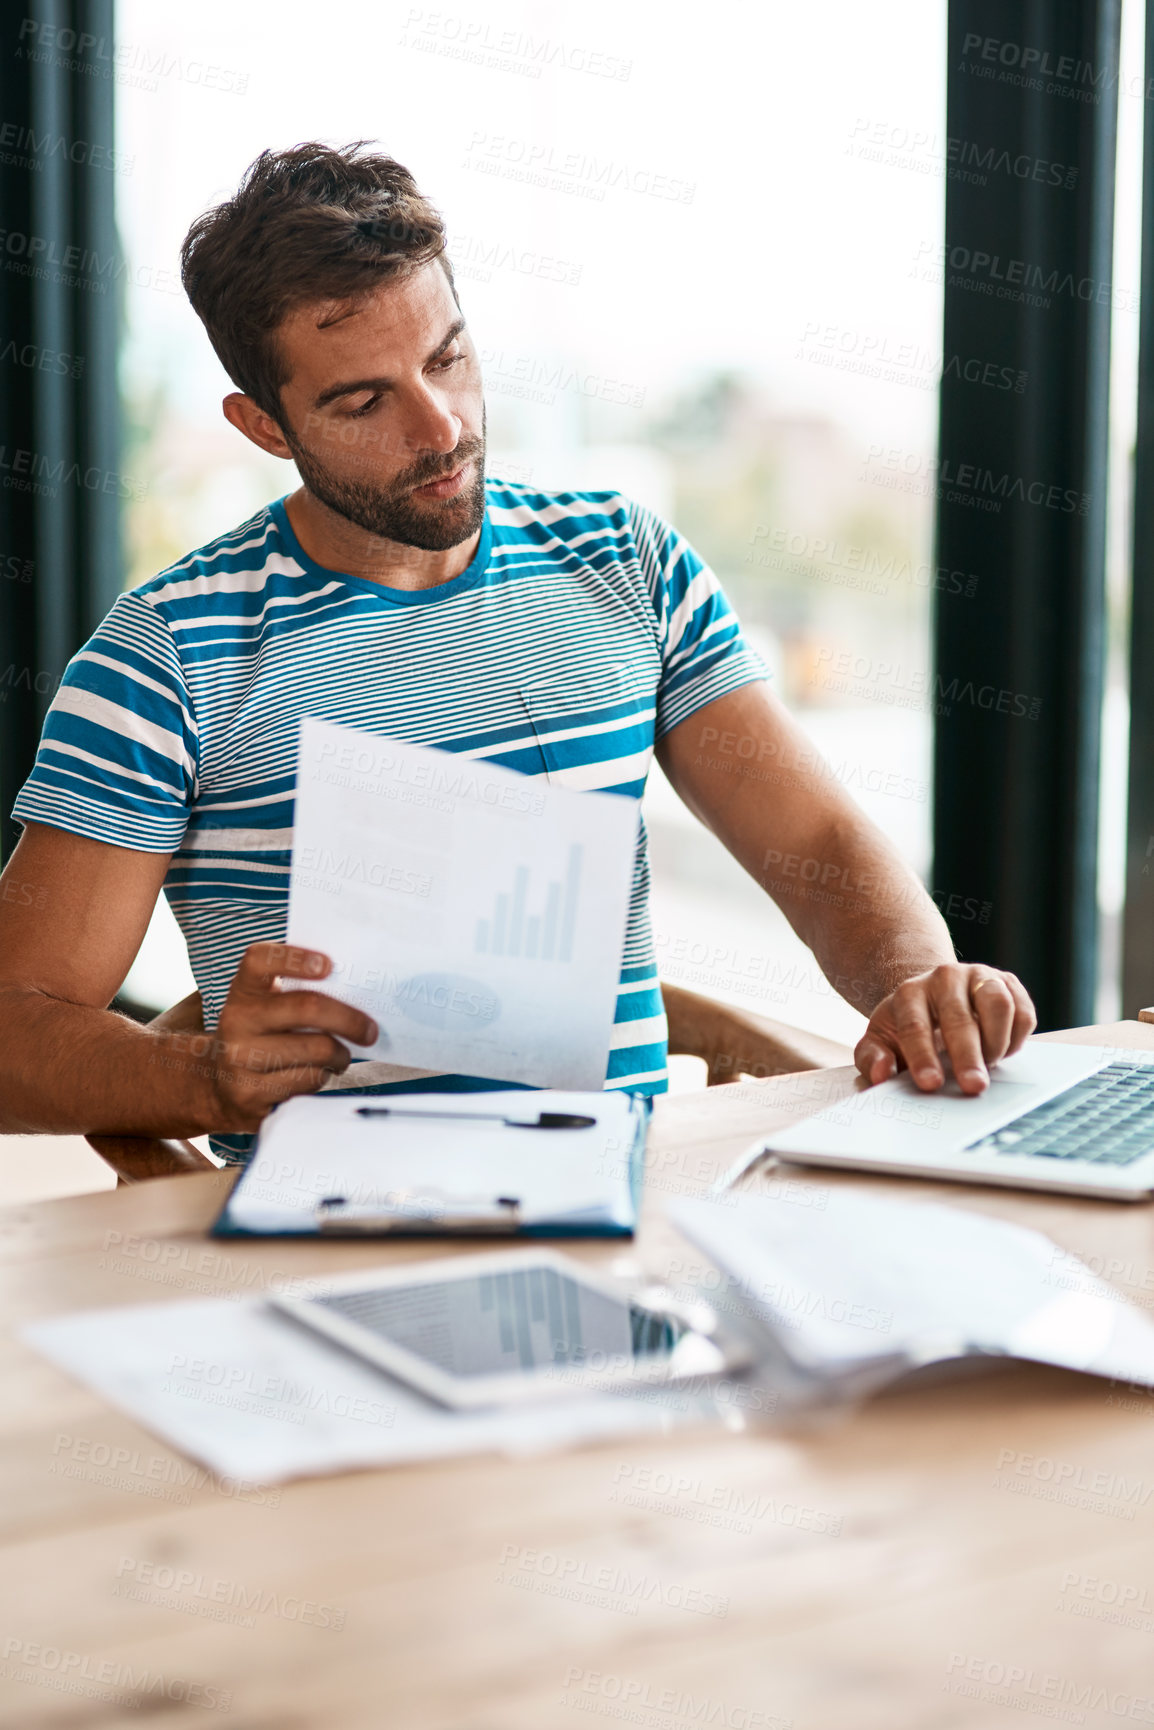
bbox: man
[0,141,1035,1161]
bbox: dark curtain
[0,0,122,862]
[934,1,1121,1027]
[1123,1,1154,1014]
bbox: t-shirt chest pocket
[518,673,655,791]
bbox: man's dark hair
[180,141,454,421]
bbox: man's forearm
[659,688,1033,1089]
[0,986,214,1135]
[760,812,957,1016]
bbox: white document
[218,1090,641,1235]
[286,717,638,1089]
[669,1190,1154,1384]
[23,1297,713,1486]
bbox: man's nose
[399,386,460,458]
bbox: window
[116,0,944,1042]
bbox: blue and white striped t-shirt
[13,479,766,1157]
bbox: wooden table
[5,1022,1154,1730]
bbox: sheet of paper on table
[285,717,639,1090]
[669,1189,1154,1386]
[32,1187,1154,1488]
[22,1297,720,1486]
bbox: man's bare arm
[0,822,376,1135]
[657,683,1035,1092]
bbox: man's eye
[435,351,464,371]
[346,395,381,418]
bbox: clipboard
[211,1089,650,1239]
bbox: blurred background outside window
[111,0,1142,1054]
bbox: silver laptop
[766,1042,1154,1201]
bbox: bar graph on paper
[474,844,583,963]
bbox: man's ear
[222,392,293,460]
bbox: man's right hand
[187,942,378,1132]
[0,827,382,1139]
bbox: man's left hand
[855,963,1036,1095]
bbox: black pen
[354,1106,597,1130]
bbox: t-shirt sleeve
[628,500,770,738]
[10,590,198,853]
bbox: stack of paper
[27,1188,1153,1489]
[668,1189,1154,1387]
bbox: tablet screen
[309,1263,687,1380]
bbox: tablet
[268,1249,746,1409]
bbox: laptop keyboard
[966,1062,1154,1166]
